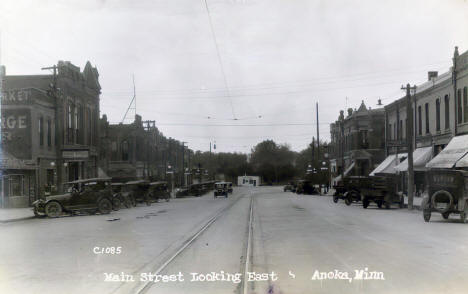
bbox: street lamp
[166,165,175,198]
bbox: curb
[0,216,35,224]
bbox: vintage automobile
[214,182,228,198]
[122,180,151,206]
[227,182,233,193]
[32,178,114,218]
[332,176,366,205]
[284,184,294,192]
[422,169,468,222]
[296,180,318,195]
[111,182,134,208]
[147,181,171,202]
[360,174,404,209]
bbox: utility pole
[402,83,416,210]
[316,102,320,162]
[42,65,62,193]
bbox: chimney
[428,71,438,81]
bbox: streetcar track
[241,193,254,294]
[110,191,251,294]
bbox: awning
[332,162,355,185]
[369,153,407,176]
[426,134,468,169]
[456,153,468,168]
[395,147,432,172]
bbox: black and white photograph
[1,0,468,293]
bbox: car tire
[45,201,62,218]
[442,212,450,219]
[363,198,369,209]
[112,198,121,211]
[98,198,112,214]
[345,196,351,206]
[333,195,339,203]
[376,201,383,209]
[384,201,391,209]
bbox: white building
[238,175,260,187]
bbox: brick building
[329,101,386,185]
[0,61,101,207]
[99,115,193,186]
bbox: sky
[0,0,467,153]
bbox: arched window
[122,140,129,161]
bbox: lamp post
[166,165,175,198]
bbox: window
[122,140,129,161]
[464,87,468,123]
[425,103,429,134]
[418,106,422,135]
[436,98,440,131]
[444,95,450,130]
[399,120,403,140]
[39,117,44,146]
[47,119,51,147]
[457,89,462,124]
[87,108,92,145]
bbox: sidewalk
[0,207,35,223]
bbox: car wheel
[124,197,132,208]
[384,201,391,209]
[45,202,62,218]
[345,196,351,206]
[376,201,383,209]
[442,212,450,219]
[112,198,121,211]
[363,198,369,209]
[98,198,112,214]
[333,195,339,203]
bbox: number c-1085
[93,247,122,254]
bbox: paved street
[1,186,468,294]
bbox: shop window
[444,95,450,130]
[10,175,24,196]
[436,98,440,131]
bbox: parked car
[333,176,366,205]
[360,174,404,209]
[296,180,318,195]
[122,180,151,206]
[147,181,171,202]
[214,182,228,198]
[423,169,468,222]
[32,178,114,218]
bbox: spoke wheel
[45,202,62,218]
[98,198,112,214]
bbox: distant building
[329,101,386,185]
[238,175,260,187]
[0,61,101,207]
[99,115,192,186]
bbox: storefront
[0,151,36,208]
